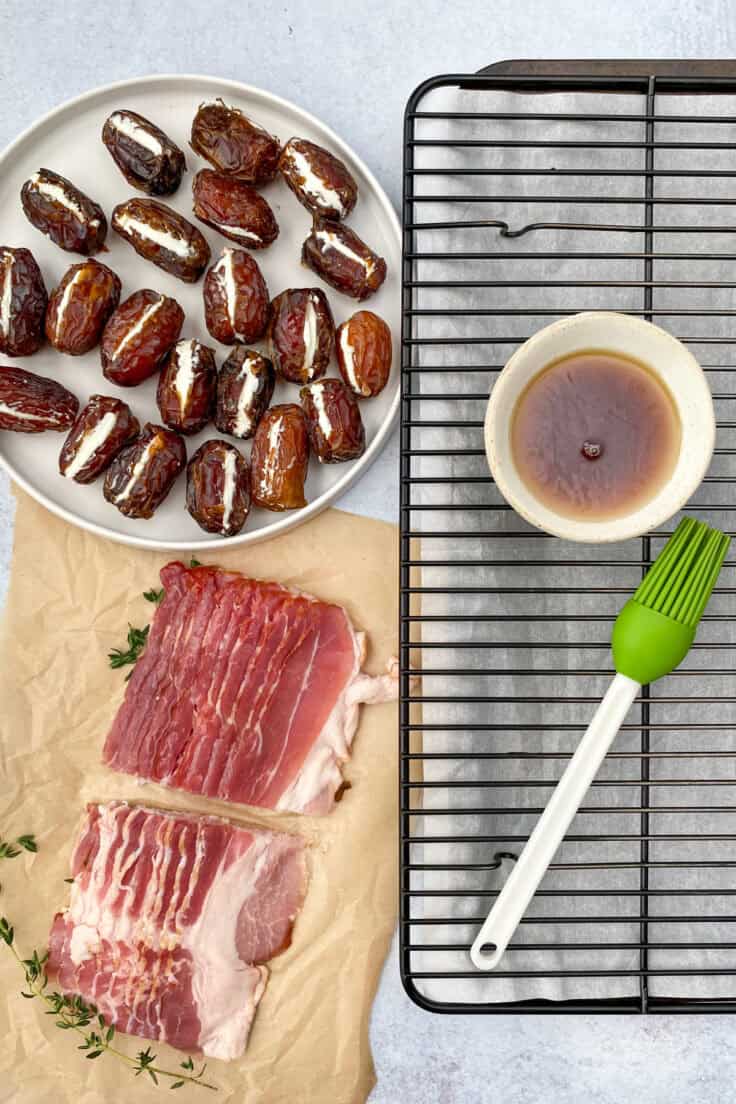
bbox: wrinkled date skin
[192,169,279,249]
[336,309,392,397]
[101,289,185,386]
[0,247,47,356]
[302,216,387,301]
[215,346,274,439]
[59,394,139,483]
[156,338,217,435]
[103,422,186,519]
[102,109,186,196]
[268,287,334,384]
[186,439,251,536]
[190,101,281,184]
[279,137,357,221]
[0,365,78,432]
[251,403,309,511]
[112,198,211,283]
[203,248,270,345]
[21,168,107,255]
[46,260,121,355]
[300,378,366,463]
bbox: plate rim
[0,72,400,551]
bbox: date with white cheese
[59,394,139,483]
[103,422,186,519]
[112,198,210,283]
[102,109,186,196]
[215,346,274,440]
[268,287,334,384]
[302,216,387,300]
[336,309,392,397]
[21,168,107,255]
[279,137,357,221]
[203,247,270,345]
[186,439,251,536]
[0,365,78,433]
[300,377,366,463]
[250,403,309,511]
[0,246,47,357]
[156,338,216,435]
[192,169,279,249]
[46,260,121,355]
[101,289,184,387]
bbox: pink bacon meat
[103,562,397,814]
[47,801,307,1060]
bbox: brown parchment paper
[0,489,399,1104]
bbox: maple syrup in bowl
[485,313,715,543]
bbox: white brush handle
[470,672,640,970]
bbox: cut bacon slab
[103,562,398,814]
[48,801,307,1060]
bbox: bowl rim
[484,311,717,544]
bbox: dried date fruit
[203,247,270,345]
[103,422,186,519]
[0,365,78,432]
[279,137,357,221]
[45,260,121,355]
[250,403,309,511]
[102,109,186,196]
[300,377,366,463]
[186,439,250,536]
[336,309,392,397]
[156,338,216,435]
[101,288,184,387]
[59,394,139,483]
[0,246,47,357]
[21,168,107,255]
[268,287,334,384]
[112,198,210,283]
[215,346,274,439]
[192,168,278,249]
[302,216,386,301]
[190,100,280,183]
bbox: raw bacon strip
[47,801,307,1060]
[103,563,398,814]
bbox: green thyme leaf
[143,588,165,605]
[17,834,37,853]
[109,624,150,673]
[189,557,202,568]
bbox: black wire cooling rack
[399,60,736,1014]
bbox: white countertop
[2,2,736,1100]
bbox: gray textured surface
[2,2,736,1101]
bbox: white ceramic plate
[0,74,400,549]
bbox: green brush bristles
[633,516,731,628]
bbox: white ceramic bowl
[484,312,716,543]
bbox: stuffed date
[279,137,357,221]
[250,403,309,511]
[268,287,334,384]
[0,246,47,357]
[186,439,251,536]
[203,247,270,345]
[103,422,186,519]
[59,394,139,483]
[101,289,184,386]
[46,260,121,355]
[0,365,78,432]
[336,309,392,397]
[215,346,274,439]
[112,198,210,283]
[190,100,280,183]
[102,109,186,196]
[302,216,387,301]
[156,338,216,435]
[21,168,107,255]
[300,377,366,463]
[192,168,278,248]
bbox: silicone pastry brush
[470,516,730,970]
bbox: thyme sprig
[143,587,165,605]
[108,624,150,679]
[0,918,217,1090]
[0,834,36,860]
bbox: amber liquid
[510,349,682,521]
